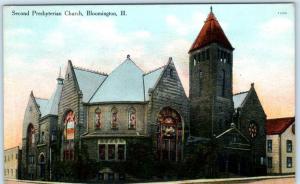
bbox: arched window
[27,124,35,147]
[111,107,118,129]
[157,107,183,161]
[128,107,136,129]
[64,111,75,140]
[63,110,76,160]
[95,108,101,129]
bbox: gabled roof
[189,9,233,53]
[42,82,63,117]
[90,58,145,103]
[233,91,249,109]
[35,98,49,117]
[73,67,107,102]
[143,66,165,101]
[266,117,295,135]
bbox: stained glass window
[95,108,101,129]
[108,144,115,160]
[128,108,136,129]
[111,108,118,129]
[99,144,105,160]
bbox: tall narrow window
[128,107,136,129]
[222,70,226,97]
[287,157,292,168]
[199,71,203,96]
[267,140,272,152]
[267,157,272,168]
[95,108,101,129]
[111,107,118,129]
[287,140,292,153]
[108,144,115,160]
[99,144,105,160]
[118,144,125,161]
[63,110,76,160]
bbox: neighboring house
[4,146,22,179]
[266,117,295,174]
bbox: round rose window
[248,122,258,138]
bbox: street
[4,177,295,184]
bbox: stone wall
[239,87,266,174]
[147,60,189,136]
[21,94,41,179]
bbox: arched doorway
[157,107,183,161]
[39,153,45,179]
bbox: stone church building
[21,8,266,181]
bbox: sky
[3,4,295,149]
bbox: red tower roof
[189,9,234,53]
[266,117,295,135]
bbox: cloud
[43,31,65,47]
[134,31,151,39]
[4,28,33,37]
[166,15,189,35]
[165,11,207,36]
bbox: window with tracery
[157,107,183,161]
[128,107,136,129]
[63,110,76,160]
[95,108,101,129]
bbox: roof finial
[127,54,130,59]
[210,6,213,13]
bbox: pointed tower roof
[189,7,234,53]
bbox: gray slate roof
[144,66,165,101]
[233,91,249,109]
[89,58,166,103]
[35,81,63,118]
[35,98,48,117]
[74,68,107,103]
[43,83,63,117]
[90,58,146,103]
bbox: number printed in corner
[277,11,287,15]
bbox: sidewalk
[5,175,295,184]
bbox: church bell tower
[189,7,234,137]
